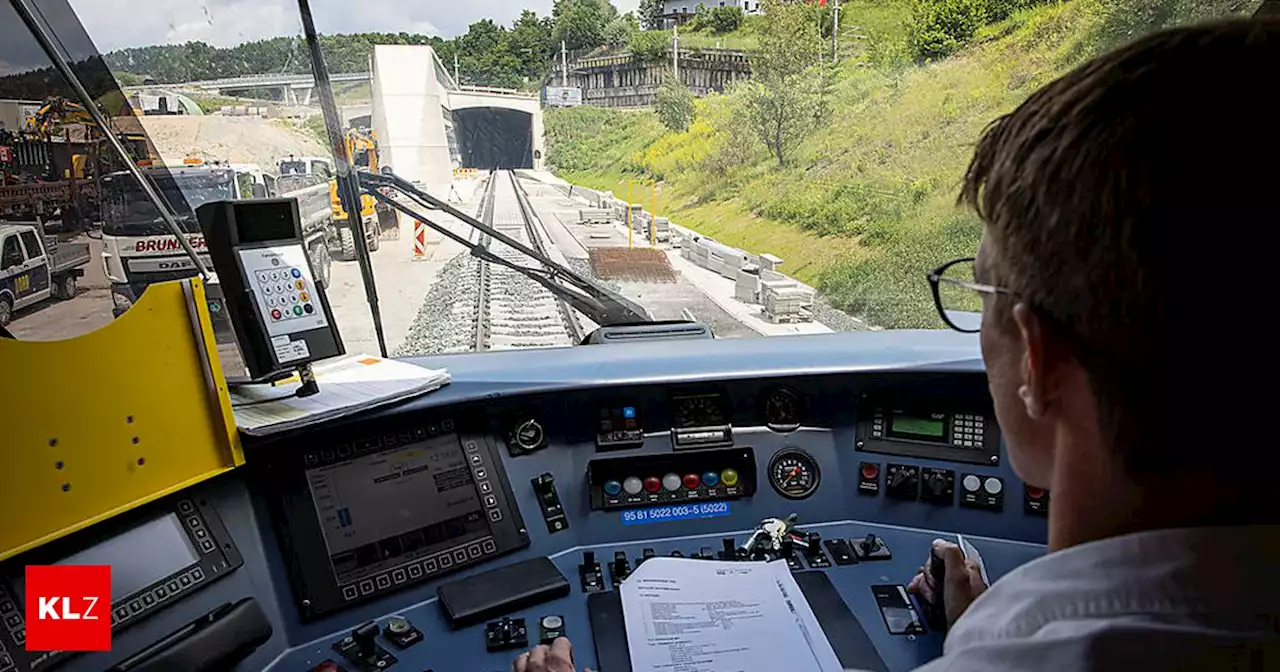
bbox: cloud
[67,0,641,52]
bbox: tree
[605,13,639,47]
[743,0,826,167]
[509,10,556,80]
[655,75,696,132]
[553,0,619,51]
[639,0,666,30]
[707,7,745,34]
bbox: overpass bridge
[125,72,369,106]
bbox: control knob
[510,417,547,453]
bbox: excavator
[329,126,398,259]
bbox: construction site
[2,43,864,350]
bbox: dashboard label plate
[620,502,731,526]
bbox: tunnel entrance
[453,108,533,170]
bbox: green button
[720,468,740,487]
[293,305,303,316]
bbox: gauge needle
[783,466,800,486]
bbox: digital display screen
[10,513,198,606]
[235,200,297,243]
[306,434,489,586]
[890,412,945,439]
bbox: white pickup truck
[0,222,91,326]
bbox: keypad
[256,267,316,321]
[952,413,985,447]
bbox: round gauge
[762,387,804,432]
[673,394,726,429]
[768,448,821,499]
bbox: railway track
[474,171,582,351]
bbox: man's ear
[1013,303,1048,420]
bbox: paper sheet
[620,557,842,672]
[229,354,450,436]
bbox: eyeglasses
[926,257,1016,333]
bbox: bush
[655,77,696,132]
[630,30,669,62]
[907,0,1044,60]
[707,7,745,34]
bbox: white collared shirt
[913,526,1280,671]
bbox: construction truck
[100,161,338,317]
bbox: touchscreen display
[10,513,197,605]
[306,434,489,586]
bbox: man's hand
[907,539,988,628]
[512,637,589,672]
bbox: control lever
[853,533,892,561]
[611,551,631,585]
[720,537,738,560]
[803,532,832,568]
[531,473,569,533]
[333,620,397,672]
[924,547,948,632]
[579,552,604,593]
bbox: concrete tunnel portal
[453,108,534,171]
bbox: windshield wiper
[360,170,653,327]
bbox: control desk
[0,332,1047,672]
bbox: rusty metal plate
[588,248,677,283]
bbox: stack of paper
[229,355,450,436]
[620,557,843,672]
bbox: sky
[68,0,641,53]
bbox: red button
[861,463,879,480]
[271,308,282,320]
[643,476,661,493]
[1026,486,1045,499]
[682,473,701,489]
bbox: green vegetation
[547,0,1260,329]
[655,77,696,132]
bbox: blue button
[603,480,623,496]
[623,406,636,419]
[291,268,302,278]
[701,471,720,487]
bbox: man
[512,18,1280,672]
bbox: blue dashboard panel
[2,331,1048,672]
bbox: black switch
[669,550,684,558]
[352,622,379,658]
[531,473,569,533]
[612,551,631,585]
[720,538,738,560]
[853,533,892,561]
[803,532,832,568]
[579,552,604,593]
[825,539,857,565]
[639,548,656,565]
[485,617,529,652]
[333,620,398,671]
[699,546,713,560]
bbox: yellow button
[300,291,309,302]
[295,280,306,290]
[720,468,740,487]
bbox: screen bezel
[857,400,1000,466]
[304,432,493,587]
[265,414,530,621]
[0,494,241,671]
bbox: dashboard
[0,331,1048,672]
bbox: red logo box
[24,565,111,652]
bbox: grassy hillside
[546,0,1259,329]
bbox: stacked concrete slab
[760,269,815,323]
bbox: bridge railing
[456,85,539,99]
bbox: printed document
[619,557,842,672]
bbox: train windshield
[0,0,1262,348]
[100,171,235,236]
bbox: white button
[662,473,681,492]
[291,294,299,303]
[622,476,643,495]
[263,284,272,294]
[962,475,981,492]
[984,477,1003,495]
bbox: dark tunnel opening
[453,108,533,170]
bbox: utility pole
[561,40,569,87]
[832,0,841,64]
[672,23,680,83]
[454,53,460,85]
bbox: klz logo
[24,565,111,651]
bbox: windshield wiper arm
[360,170,653,327]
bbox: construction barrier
[453,168,480,179]
[413,220,429,260]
